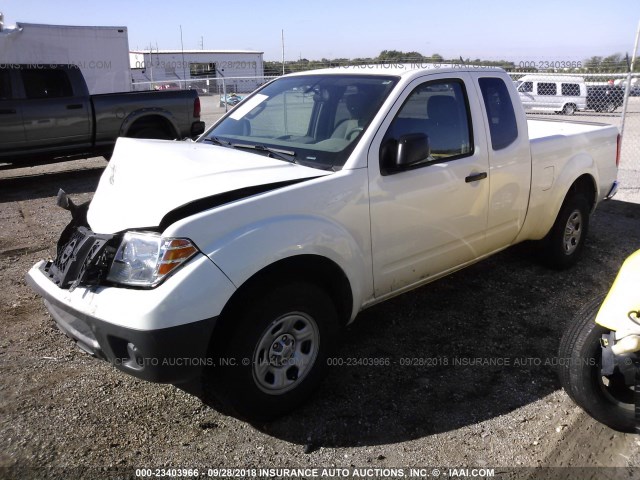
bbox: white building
[0,20,132,94]
[130,49,264,94]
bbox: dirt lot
[1,95,640,480]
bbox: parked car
[517,74,587,115]
[586,85,625,113]
[219,93,243,107]
[0,64,205,163]
[27,65,619,420]
[153,82,181,91]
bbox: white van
[516,75,587,115]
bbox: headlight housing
[107,232,198,287]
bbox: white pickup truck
[27,65,619,420]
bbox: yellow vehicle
[559,250,640,433]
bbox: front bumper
[26,254,236,384]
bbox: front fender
[205,215,370,321]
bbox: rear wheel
[205,282,339,421]
[562,103,576,115]
[558,295,636,432]
[605,102,617,114]
[541,194,590,269]
[128,127,174,140]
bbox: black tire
[562,103,576,115]
[128,127,174,140]
[542,194,590,269]
[205,282,339,421]
[558,295,636,432]
[605,102,617,114]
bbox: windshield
[200,74,399,170]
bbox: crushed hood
[87,138,331,233]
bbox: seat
[331,94,372,140]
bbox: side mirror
[396,133,430,168]
[380,133,431,175]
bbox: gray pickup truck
[0,64,205,163]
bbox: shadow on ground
[203,199,640,448]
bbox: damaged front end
[45,190,200,291]
[43,190,119,291]
[26,190,227,385]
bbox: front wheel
[562,103,576,115]
[205,282,340,421]
[558,296,636,432]
[541,193,590,269]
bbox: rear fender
[516,153,596,242]
[120,109,180,138]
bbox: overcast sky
[2,0,638,61]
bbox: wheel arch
[568,173,597,212]
[219,254,354,328]
[120,110,179,138]
[543,172,597,237]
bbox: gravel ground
[1,111,639,479]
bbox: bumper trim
[605,180,619,200]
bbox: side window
[562,83,580,96]
[381,79,473,172]
[20,68,73,99]
[537,82,557,96]
[478,77,518,151]
[519,81,533,93]
[0,70,12,100]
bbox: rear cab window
[20,68,74,99]
[478,77,518,150]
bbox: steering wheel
[345,127,363,141]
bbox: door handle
[66,104,83,110]
[465,172,487,183]
[0,108,16,114]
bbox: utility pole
[180,25,187,87]
[281,29,285,75]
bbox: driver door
[368,73,490,298]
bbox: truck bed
[527,118,617,140]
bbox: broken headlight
[107,232,198,287]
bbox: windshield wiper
[203,136,233,147]
[232,143,297,163]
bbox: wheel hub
[563,210,583,254]
[269,334,296,366]
[252,312,320,394]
